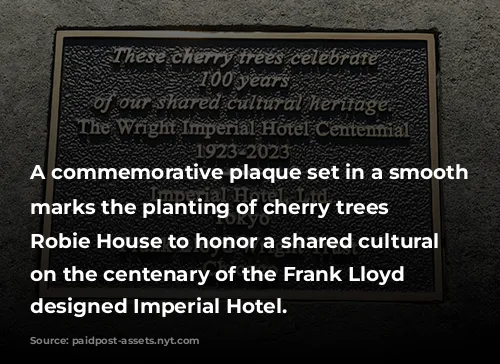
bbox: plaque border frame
[40,30,442,302]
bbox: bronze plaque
[40,30,441,301]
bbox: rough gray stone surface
[0,0,499,346]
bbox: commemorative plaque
[40,30,441,301]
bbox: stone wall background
[0,0,499,346]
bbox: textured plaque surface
[41,30,441,301]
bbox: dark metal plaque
[41,30,441,301]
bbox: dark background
[49,36,435,295]
[1,0,499,351]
